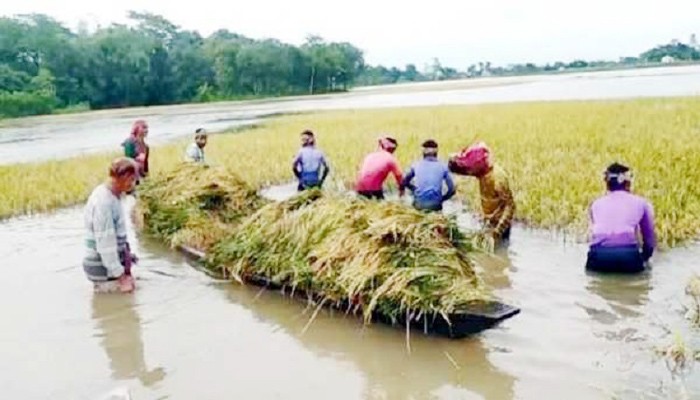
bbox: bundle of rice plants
[135,163,267,250]
[207,189,491,324]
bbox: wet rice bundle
[134,163,266,250]
[207,190,490,324]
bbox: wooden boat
[178,244,520,339]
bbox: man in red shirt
[355,136,404,200]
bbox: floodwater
[2,65,700,399]
[1,186,699,399]
[2,65,700,165]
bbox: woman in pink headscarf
[122,120,150,182]
[448,141,515,242]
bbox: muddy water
[2,65,700,165]
[1,186,699,400]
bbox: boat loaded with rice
[133,164,520,338]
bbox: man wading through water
[83,158,139,293]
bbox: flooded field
[1,65,700,399]
[1,65,700,165]
[1,188,699,399]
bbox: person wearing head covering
[122,120,150,181]
[400,139,456,211]
[184,128,208,164]
[448,141,515,242]
[292,130,330,191]
[355,136,403,200]
[83,158,139,293]
[585,162,656,273]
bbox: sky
[1,0,699,69]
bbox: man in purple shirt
[292,130,330,191]
[586,162,656,273]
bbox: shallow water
[1,187,699,400]
[1,65,700,165]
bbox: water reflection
[215,282,516,400]
[583,271,651,324]
[474,245,515,292]
[91,294,166,387]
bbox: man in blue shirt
[401,139,456,211]
[292,130,330,191]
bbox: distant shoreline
[2,61,699,125]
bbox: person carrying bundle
[448,141,515,242]
[355,136,404,200]
[400,139,456,211]
[585,162,656,273]
[292,130,330,191]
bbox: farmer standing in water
[122,120,150,184]
[292,130,330,191]
[355,136,404,200]
[184,128,208,164]
[448,141,515,243]
[83,158,139,293]
[401,139,456,211]
[585,162,656,273]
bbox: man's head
[421,139,438,158]
[604,162,632,191]
[131,120,149,140]
[301,130,315,147]
[378,136,398,153]
[109,157,138,195]
[448,141,492,177]
[195,128,208,148]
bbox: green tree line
[1,11,698,119]
[0,12,365,117]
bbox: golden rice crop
[2,96,700,247]
[207,189,490,323]
[182,97,700,248]
[133,163,266,250]
[0,152,119,218]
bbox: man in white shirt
[184,128,208,164]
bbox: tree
[404,64,419,81]
[640,42,700,62]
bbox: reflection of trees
[217,283,516,400]
[91,294,165,387]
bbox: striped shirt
[83,184,128,281]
